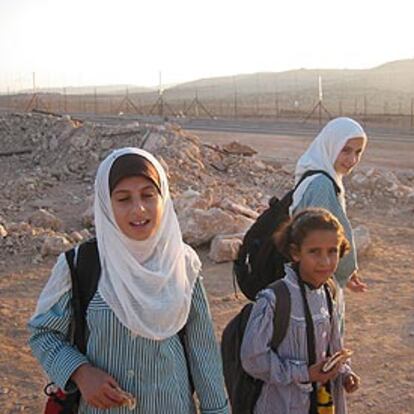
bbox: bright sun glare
[0,0,413,92]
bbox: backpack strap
[268,280,291,351]
[296,170,341,196]
[65,238,101,354]
[324,283,334,321]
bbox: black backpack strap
[177,326,195,394]
[324,283,333,321]
[296,170,341,196]
[269,280,291,351]
[297,276,318,414]
[65,238,101,354]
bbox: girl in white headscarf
[29,148,229,414]
[290,117,368,334]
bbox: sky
[0,0,413,93]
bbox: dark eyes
[342,147,362,155]
[308,248,338,254]
[115,192,156,202]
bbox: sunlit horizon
[1,0,413,93]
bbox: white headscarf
[33,148,201,340]
[290,117,367,213]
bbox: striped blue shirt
[28,278,229,414]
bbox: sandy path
[0,129,413,413]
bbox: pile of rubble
[0,209,91,269]
[346,167,414,209]
[1,111,412,266]
[0,112,292,265]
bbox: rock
[174,189,214,212]
[41,235,72,257]
[28,209,63,231]
[0,224,7,238]
[6,222,33,234]
[351,172,369,187]
[31,254,43,264]
[222,141,257,156]
[219,198,259,219]
[79,228,92,240]
[70,231,84,243]
[81,195,95,228]
[354,225,371,257]
[209,234,243,263]
[49,135,59,151]
[179,208,253,246]
[281,163,296,175]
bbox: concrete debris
[28,209,63,231]
[41,235,72,257]
[0,224,7,238]
[178,207,254,246]
[0,111,412,264]
[222,141,257,156]
[209,234,243,263]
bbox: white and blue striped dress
[29,277,229,414]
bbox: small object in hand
[115,387,137,411]
[322,349,353,373]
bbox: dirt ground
[0,127,413,413]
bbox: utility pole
[233,76,238,118]
[63,88,67,113]
[94,87,98,114]
[303,75,331,125]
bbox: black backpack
[221,280,290,414]
[44,238,192,413]
[233,170,340,301]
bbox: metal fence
[1,86,413,129]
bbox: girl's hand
[308,360,341,384]
[71,364,128,409]
[346,273,368,293]
[343,372,360,393]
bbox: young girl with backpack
[290,117,368,334]
[28,147,229,413]
[240,208,360,414]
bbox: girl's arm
[240,290,309,386]
[28,290,90,391]
[295,175,358,287]
[183,277,229,414]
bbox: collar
[285,263,324,292]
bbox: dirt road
[0,126,413,413]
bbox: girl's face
[291,229,341,288]
[334,137,366,176]
[111,175,163,241]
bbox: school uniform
[29,274,228,414]
[28,148,229,414]
[240,265,351,414]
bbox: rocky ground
[0,111,413,413]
